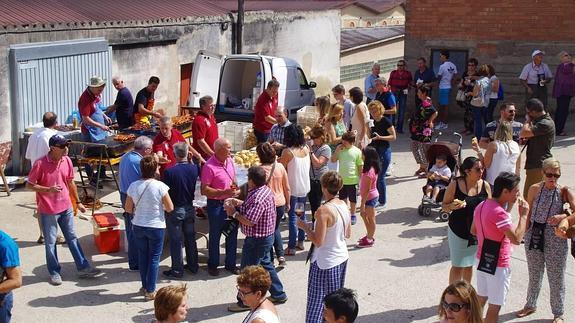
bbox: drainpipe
[237,0,244,54]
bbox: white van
[189,50,316,118]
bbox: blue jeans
[376,147,392,206]
[207,199,238,269]
[241,235,287,300]
[120,192,139,270]
[271,205,286,260]
[486,98,498,124]
[288,196,307,249]
[133,225,165,293]
[0,292,13,323]
[40,208,90,276]
[472,106,489,140]
[394,91,407,132]
[166,206,199,273]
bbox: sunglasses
[545,173,561,179]
[442,300,469,312]
[397,64,405,67]
[54,144,69,149]
[236,285,255,297]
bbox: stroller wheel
[418,204,424,216]
[439,211,450,222]
[423,206,432,217]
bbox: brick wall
[406,0,575,42]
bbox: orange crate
[93,213,120,254]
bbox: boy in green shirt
[331,131,363,224]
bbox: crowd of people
[1,48,575,323]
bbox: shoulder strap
[266,162,276,185]
[135,181,152,210]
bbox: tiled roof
[351,0,405,14]
[341,25,404,51]
[0,0,228,27]
[212,0,347,12]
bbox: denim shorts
[439,88,451,105]
[365,197,378,208]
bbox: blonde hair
[154,284,187,321]
[327,103,344,123]
[315,96,331,118]
[542,157,560,171]
[438,281,483,323]
[367,100,384,116]
[558,51,569,62]
[494,121,513,142]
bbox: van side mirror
[309,81,317,88]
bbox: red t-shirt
[388,70,413,92]
[78,88,99,134]
[253,91,278,133]
[153,129,186,176]
[192,111,219,159]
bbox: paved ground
[2,119,574,322]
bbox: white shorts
[476,266,511,306]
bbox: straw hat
[88,76,106,87]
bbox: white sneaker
[386,164,393,177]
[441,123,449,130]
[434,122,444,130]
[49,273,63,286]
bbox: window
[349,21,355,28]
[430,49,468,77]
[297,68,309,88]
[366,21,372,27]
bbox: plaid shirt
[239,185,276,238]
[269,120,291,145]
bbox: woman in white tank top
[279,124,311,255]
[297,171,351,323]
[473,121,521,185]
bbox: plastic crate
[217,121,252,152]
[92,213,120,254]
[296,105,320,129]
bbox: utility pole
[237,0,244,54]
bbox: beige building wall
[341,6,405,28]
[340,38,405,92]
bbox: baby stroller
[417,132,462,221]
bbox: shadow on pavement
[28,289,143,308]
[185,302,238,322]
[357,305,437,322]
[377,207,435,227]
[379,237,449,267]
[398,226,447,240]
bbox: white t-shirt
[127,179,170,229]
[437,61,458,89]
[430,164,452,179]
[25,128,57,165]
[489,75,499,99]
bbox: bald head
[112,76,125,91]
[214,138,232,162]
[43,112,58,128]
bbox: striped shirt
[269,120,291,146]
[239,185,276,238]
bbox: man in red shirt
[192,95,219,159]
[388,60,413,133]
[253,79,280,143]
[154,116,204,177]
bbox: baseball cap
[49,134,71,148]
[532,50,545,58]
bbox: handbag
[476,204,504,275]
[470,82,485,107]
[456,89,466,102]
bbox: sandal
[552,317,564,323]
[515,307,536,318]
[296,241,305,251]
[284,248,296,256]
[144,291,156,301]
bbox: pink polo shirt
[28,155,74,215]
[201,155,236,200]
[474,199,513,268]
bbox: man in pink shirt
[27,134,101,286]
[471,172,529,323]
[200,138,240,276]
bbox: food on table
[129,123,152,131]
[172,114,194,126]
[245,129,257,150]
[233,150,260,168]
[113,133,136,142]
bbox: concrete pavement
[2,119,574,322]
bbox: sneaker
[351,215,357,225]
[357,235,367,243]
[267,296,288,304]
[144,291,156,301]
[78,266,102,278]
[357,237,374,248]
[228,302,251,312]
[184,264,199,274]
[37,235,44,244]
[225,266,241,275]
[49,273,63,286]
[162,270,183,279]
[128,267,139,272]
[56,235,66,245]
[277,257,287,267]
[386,164,393,177]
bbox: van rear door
[189,51,223,107]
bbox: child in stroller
[418,132,462,221]
[423,154,452,205]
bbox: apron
[134,97,154,125]
[86,107,108,142]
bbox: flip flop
[515,307,536,318]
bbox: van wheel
[439,211,450,222]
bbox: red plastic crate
[93,213,120,254]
